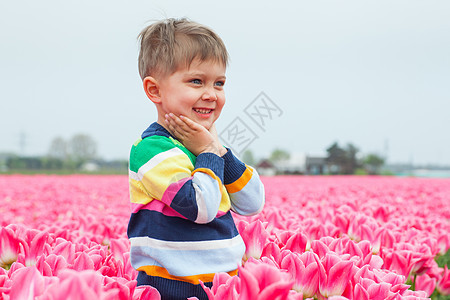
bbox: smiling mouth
[193,108,213,114]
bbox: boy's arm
[163,114,264,215]
[130,138,224,224]
[222,148,265,215]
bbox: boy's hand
[208,124,227,156]
[164,113,225,156]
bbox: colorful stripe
[229,167,265,215]
[130,235,245,277]
[225,165,253,193]
[130,234,243,251]
[137,265,238,285]
[130,201,187,218]
[128,210,239,242]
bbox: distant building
[305,156,327,175]
[0,153,13,172]
[256,159,277,176]
[80,161,100,172]
[273,153,328,175]
[277,153,306,174]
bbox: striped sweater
[127,122,265,285]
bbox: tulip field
[0,175,449,300]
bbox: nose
[201,86,217,101]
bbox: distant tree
[364,154,385,175]
[326,142,346,174]
[269,148,290,163]
[48,137,68,160]
[242,149,255,165]
[326,142,360,174]
[343,143,360,174]
[68,134,97,164]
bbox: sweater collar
[141,122,173,139]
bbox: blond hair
[138,18,229,80]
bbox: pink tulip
[288,290,303,300]
[122,252,139,280]
[280,250,319,298]
[275,230,296,248]
[22,230,49,267]
[0,273,12,295]
[8,266,46,299]
[333,213,349,234]
[310,239,330,259]
[382,249,413,278]
[239,259,293,300]
[238,220,270,261]
[261,242,282,265]
[437,233,449,255]
[110,238,130,262]
[133,285,161,300]
[103,276,137,300]
[52,239,77,263]
[0,227,21,269]
[317,253,354,299]
[355,278,392,300]
[415,274,436,297]
[282,231,309,254]
[200,272,240,299]
[437,265,450,295]
[42,269,121,299]
[72,251,96,271]
[328,296,349,300]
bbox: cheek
[217,95,226,111]
[214,101,225,120]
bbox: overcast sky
[1,0,449,165]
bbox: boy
[127,18,265,299]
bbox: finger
[164,115,179,137]
[179,115,204,131]
[169,113,190,130]
[165,113,182,130]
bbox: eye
[215,80,225,87]
[190,79,202,85]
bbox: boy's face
[156,59,226,130]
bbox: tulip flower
[239,259,293,300]
[354,278,392,300]
[437,233,449,256]
[199,272,240,300]
[237,220,269,261]
[22,230,49,267]
[133,285,161,300]
[437,266,450,295]
[415,274,436,297]
[316,253,354,299]
[282,231,309,254]
[280,250,319,298]
[382,249,413,278]
[0,227,21,270]
[261,242,283,266]
[8,266,48,299]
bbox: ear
[143,76,161,104]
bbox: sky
[1,0,449,166]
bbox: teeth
[194,108,212,114]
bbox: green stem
[411,273,417,291]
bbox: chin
[200,122,212,130]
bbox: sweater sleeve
[129,137,224,224]
[222,148,265,215]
